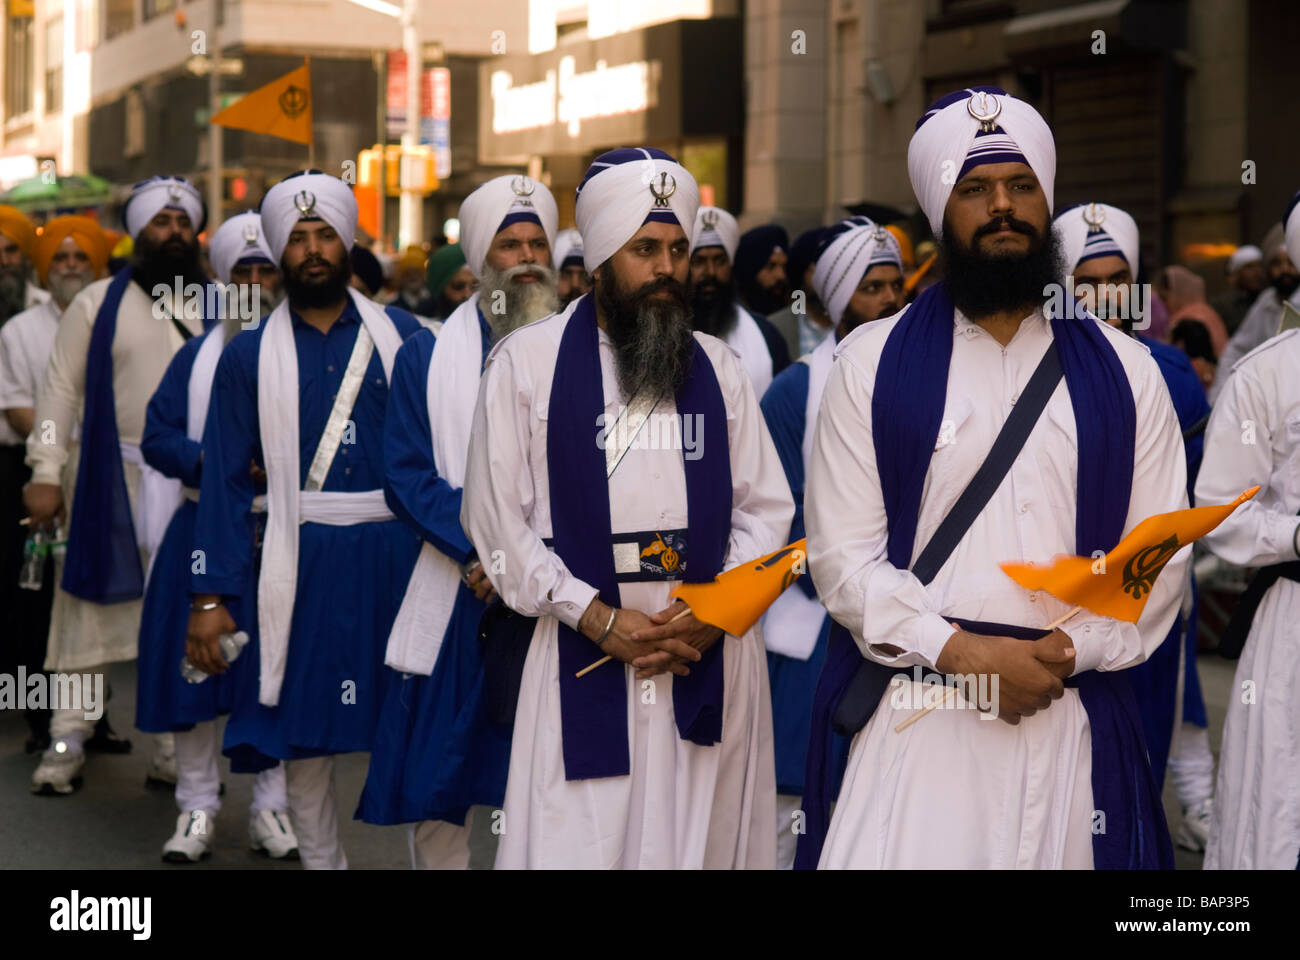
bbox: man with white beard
[1196,190,1300,869]
[801,87,1186,869]
[463,147,792,868]
[357,174,559,869]
[0,217,108,757]
[135,211,297,863]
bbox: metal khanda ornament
[511,175,535,197]
[872,225,889,244]
[242,223,260,245]
[294,190,317,216]
[700,208,719,231]
[1083,202,1107,234]
[167,183,184,203]
[966,90,1002,132]
[649,171,677,208]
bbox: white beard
[479,262,559,341]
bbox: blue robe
[191,302,422,763]
[135,334,259,734]
[1126,337,1211,787]
[356,309,514,825]
[759,359,848,796]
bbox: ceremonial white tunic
[806,306,1188,869]
[725,305,775,397]
[0,298,60,444]
[27,276,202,671]
[1211,286,1300,402]
[462,303,793,869]
[1195,328,1300,870]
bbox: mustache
[631,276,688,308]
[973,216,1039,240]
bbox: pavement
[0,654,1238,869]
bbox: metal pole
[374,49,386,249]
[398,0,422,249]
[207,0,224,230]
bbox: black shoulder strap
[909,341,1064,585]
[169,315,195,344]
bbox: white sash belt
[121,441,182,588]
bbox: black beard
[283,254,352,310]
[940,214,1062,319]
[132,234,206,298]
[740,278,786,315]
[0,266,26,320]
[841,297,899,335]
[688,274,738,338]
[597,266,696,403]
[1273,272,1300,300]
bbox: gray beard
[479,262,559,342]
[48,271,92,310]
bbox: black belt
[1217,560,1300,659]
[542,528,690,583]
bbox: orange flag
[1000,486,1259,623]
[212,62,312,145]
[671,539,807,636]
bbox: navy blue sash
[795,282,1172,869]
[547,294,732,781]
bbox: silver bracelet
[594,607,617,646]
[191,599,221,612]
[1293,522,1300,559]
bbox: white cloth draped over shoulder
[725,304,775,397]
[1195,328,1300,869]
[256,288,403,706]
[384,293,483,676]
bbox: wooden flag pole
[893,605,1082,733]
[575,606,693,678]
[305,57,316,168]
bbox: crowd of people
[2,82,1297,870]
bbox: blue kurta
[357,308,514,826]
[136,334,259,734]
[759,359,847,796]
[191,302,422,762]
[1127,337,1212,787]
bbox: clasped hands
[930,625,1078,726]
[579,597,723,680]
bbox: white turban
[458,174,558,280]
[690,205,739,262]
[1053,202,1140,277]
[260,172,357,264]
[553,228,585,271]
[123,176,205,239]
[575,147,699,274]
[812,217,904,329]
[1226,244,1262,274]
[908,87,1056,238]
[1285,192,1300,269]
[209,211,274,285]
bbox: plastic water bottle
[180,631,250,684]
[18,526,49,591]
[49,522,67,561]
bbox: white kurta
[462,298,793,869]
[1195,328,1300,870]
[725,305,775,397]
[805,305,1188,869]
[1210,285,1300,402]
[27,275,202,671]
[0,298,61,444]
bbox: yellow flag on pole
[671,539,807,636]
[1000,486,1259,623]
[212,62,313,145]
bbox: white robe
[1195,328,1300,870]
[27,275,202,672]
[805,305,1188,869]
[462,297,793,869]
[1210,285,1300,402]
[725,305,775,397]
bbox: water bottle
[49,522,67,562]
[18,526,49,591]
[180,631,250,684]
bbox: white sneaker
[249,809,300,860]
[1175,797,1213,852]
[162,810,215,863]
[145,750,178,789]
[31,742,85,795]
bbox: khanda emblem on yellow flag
[1000,487,1259,623]
[278,84,309,121]
[670,538,808,637]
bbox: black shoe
[85,715,132,755]
[24,732,51,754]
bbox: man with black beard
[802,87,1186,869]
[0,205,51,323]
[463,147,792,868]
[24,178,209,795]
[1211,226,1300,401]
[687,205,790,396]
[734,223,790,317]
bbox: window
[104,0,135,40]
[4,16,34,119]
[142,0,173,20]
[45,16,63,114]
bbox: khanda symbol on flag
[576,539,808,678]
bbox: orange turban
[33,216,110,286]
[0,204,36,258]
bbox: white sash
[800,333,836,472]
[726,305,774,396]
[384,294,484,676]
[256,288,403,706]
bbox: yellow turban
[0,204,36,258]
[33,216,110,286]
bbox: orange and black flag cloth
[672,538,808,635]
[212,61,312,145]
[1000,486,1260,623]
